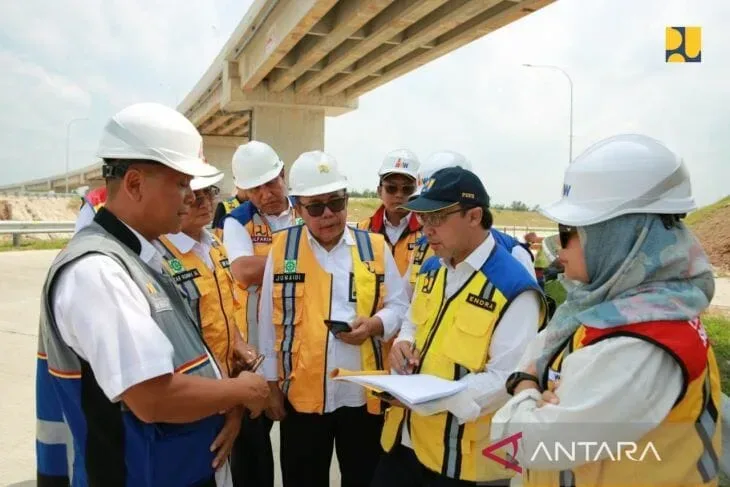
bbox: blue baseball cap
[401,166,490,212]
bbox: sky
[0,0,727,209]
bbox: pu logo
[666,26,701,63]
[562,184,571,197]
[394,158,409,168]
[318,164,330,173]
[423,178,436,193]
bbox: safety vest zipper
[211,268,232,376]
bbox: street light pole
[65,117,88,193]
[522,64,574,164]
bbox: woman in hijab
[489,134,720,487]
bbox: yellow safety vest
[525,318,722,487]
[381,247,546,482]
[358,206,422,276]
[212,197,243,240]
[269,225,390,415]
[156,233,244,376]
[222,200,298,345]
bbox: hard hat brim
[379,169,418,180]
[538,198,605,226]
[191,172,224,191]
[289,180,348,197]
[235,161,284,190]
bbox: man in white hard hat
[358,149,422,277]
[490,133,720,486]
[153,170,266,474]
[35,102,269,487]
[404,151,537,298]
[373,165,545,487]
[220,140,297,487]
[258,151,409,487]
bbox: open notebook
[330,369,466,407]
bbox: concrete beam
[238,0,339,91]
[224,82,357,116]
[322,0,504,96]
[295,0,449,94]
[188,83,224,130]
[202,135,248,196]
[267,0,395,93]
[347,0,551,98]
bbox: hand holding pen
[389,341,420,375]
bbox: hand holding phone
[324,319,352,335]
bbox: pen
[403,342,417,374]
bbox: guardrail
[0,221,75,246]
[0,220,558,248]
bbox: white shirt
[489,334,683,471]
[52,220,231,486]
[157,231,215,271]
[223,202,296,260]
[73,202,96,234]
[258,226,410,412]
[395,232,542,447]
[402,234,537,300]
[383,212,412,246]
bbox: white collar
[383,212,411,229]
[305,225,356,252]
[444,231,495,272]
[165,230,213,254]
[119,220,163,271]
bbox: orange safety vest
[156,232,244,376]
[358,206,422,276]
[269,225,389,415]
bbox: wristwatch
[505,371,540,396]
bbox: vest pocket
[271,283,304,327]
[441,307,496,372]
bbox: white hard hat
[414,150,473,196]
[191,167,224,191]
[231,141,284,190]
[96,102,218,177]
[378,149,419,180]
[288,151,348,197]
[539,134,696,227]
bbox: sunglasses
[558,224,577,248]
[382,183,416,196]
[301,196,347,217]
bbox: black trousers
[280,400,384,487]
[370,444,512,487]
[230,413,274,487]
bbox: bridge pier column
[202,135,247,196]
[249,105,325,173]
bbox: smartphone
[373,390,395,401]
[324,319,352,335]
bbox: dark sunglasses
[558,224,577,248]
[382,183,416,196]
[302,196,347,217]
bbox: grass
[0,237,69,252]
[685,195,730,227]
[347,198,556,230]
[706,311,730,392]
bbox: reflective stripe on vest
[409,239,433,287]
[527,319,722,487]
[358,211,422,277]
[270,225,388,415]
[156,232,242,376]
[381,245,544,482]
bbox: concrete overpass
[2,0,555,194]
[0,162,103,194]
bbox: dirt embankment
[0,195,80,240]
[688,196,730,275]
